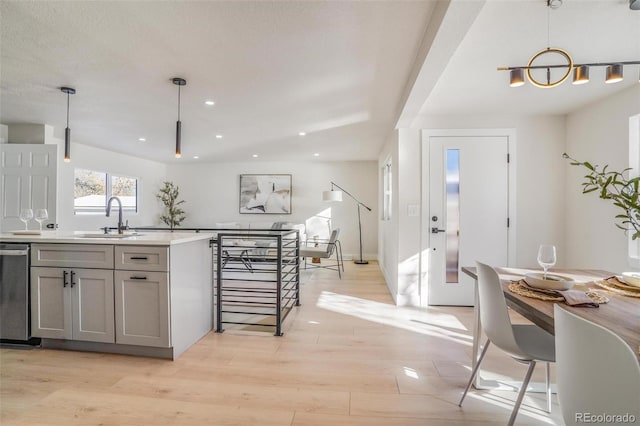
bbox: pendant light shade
[605,64,623,84]
[509,68,525,87]
[172,77,186,158]
[60,87,76,163]
[572,65,590,85]
[322,189,343,202]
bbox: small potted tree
[156,181,186,231]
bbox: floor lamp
[322,181,372,265]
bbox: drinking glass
[19,208,33,231]
[537,245,557,279]
[35,209,48,231]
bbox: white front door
[427,135,510,306]
[0,144,57,232]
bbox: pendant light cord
[177,85,181,121]
[66,92,70,127]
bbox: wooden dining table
[461,266,640,389]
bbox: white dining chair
[554,305,640,426]
[459,262,556,426]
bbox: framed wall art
[239,174,292,214]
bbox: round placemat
[595,277,640,298]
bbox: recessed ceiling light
[299,132,306,136]
[193,155,199,159]
[215,134,223,139]
[204,100,215,106]
[313,153,320,157]
[252,154,259,158]
[138,137,146,142]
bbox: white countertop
[0,231,215,246]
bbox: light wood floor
[1,262,564,425]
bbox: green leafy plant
[564,153,640,239]
[156,181,186,230]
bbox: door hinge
[507,153,510,163]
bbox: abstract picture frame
[239,174,292,214]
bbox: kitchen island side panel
[169,238,213,358]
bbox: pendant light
[60,87,76,162]
[172,77,186,158]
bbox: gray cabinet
[114,270,170,347]
[31,266,114,343]
[114,245,171,348]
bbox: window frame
[628,114,640,266]
[74,168,139,215]
[382,157,392,221]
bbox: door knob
[431,227,446,234]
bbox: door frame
[419,128,517,307]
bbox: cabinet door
[71,269,115,343]
[31,267,72,339]
[114,270,170,347]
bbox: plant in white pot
[156,181,186,231]
[564,153,640,239]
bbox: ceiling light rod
[324,181,372,265]
[172,77,186,159]
[60,86,76,163]
[498,60,640,71]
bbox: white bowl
[620,272,640,288]
[524,272,575,291]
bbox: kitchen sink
[76,233,143,239]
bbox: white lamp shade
[323,190,343,202]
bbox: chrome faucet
[106,196,126,234]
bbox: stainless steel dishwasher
[0,243,33,342]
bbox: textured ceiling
[417,0,640,119]
[0,1,435,163]
[4,1,637,164]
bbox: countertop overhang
[0,231,215,246]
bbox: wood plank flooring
[0,262,563,425]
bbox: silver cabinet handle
[0,249,29,256]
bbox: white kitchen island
[0,231,214,360]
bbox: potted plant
[564,153,640,239]
[156,181,186,231]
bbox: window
[628,114,640,266]
[382,158,392,221]
[74,168,138,214]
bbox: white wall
[166,160,378,260]
[383,115,567,306]
[565,86,640,272]
[57,142,167,231]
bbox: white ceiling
[415,0,640,120]
[2,1,638,164]
[0,1,435,163]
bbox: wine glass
[19,208,33,231]
[35,209,48,231]
[537,245,557,279]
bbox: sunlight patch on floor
[467,392,557,425]
[316,290,472,346]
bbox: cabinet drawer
[115,246,169,271]
[31,244,114,269]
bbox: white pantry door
[427,136,509,306]
[1,144,57,232]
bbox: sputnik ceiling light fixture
[172,77,186,158]
[499,0,640,88]
[60,86,76,162]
